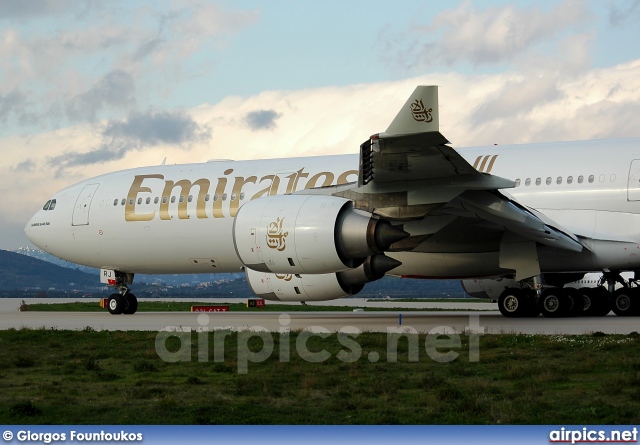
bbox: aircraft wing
[336,85,584,255]
[452,189,583,252]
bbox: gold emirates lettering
[125,167,358,222]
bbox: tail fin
[384,85,439,135]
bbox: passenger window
[154,197,159,204]
[213,194,219,202]
[535,178,541,186]
[525,178,531,186]
[515,179,521,187]
[43,200,51,211]
[599,174,605,182]
[546,177,551,185]
[137,197,142,205]
[222,193,228,201]
[205,194,210,202]
[113,199,118,206]
[162,196,168,204]
[129,198,134,206]
[240,193,245,200]
[578,175,584,184]
[567,176,573,184]
[171,196,176,204]
[49,199,57,210]
[188,195,193,203]
[121,199,126,206]
[179,195,184,203]
[146,197,151,204]
[556,177,562,184]
[231,193,236,201]
[611,174,616,182]
[588,175,594,183]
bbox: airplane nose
[24,215,37,245]
[24,212,47,249]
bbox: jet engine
[245,254,402,301]
[233,195,407,274]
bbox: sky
[2,0,640,250]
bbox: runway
[1,298,638,334]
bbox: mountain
[0,249,99,292]
[13,247,243,287]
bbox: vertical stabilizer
[385,85,438,135]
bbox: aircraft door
[72,183,100,226]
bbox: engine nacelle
[245,254,402,302]
[461,278,517,299]
[246,268,353,302]
[233,195,407,274]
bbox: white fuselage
[24,138,640,278]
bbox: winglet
[385,85,439,135]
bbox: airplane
[24,85,640,318]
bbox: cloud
[50,142,131,171]
[103,109,211,145]
[49,109,211,174]
[132,37,164,61]
[385,0,590,69]
[470,76,562,125]
[174,2,259,40]
[609,0,640,25]
[65,70,136,121]
[244,109,281,130]
[11,159,35,173]
[0,90,27,122]
[0,0,77,20]
[0,3,259,134]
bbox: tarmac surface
[1,297,638,334]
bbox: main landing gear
[604,272,640,317]
[106,271,138,315]
[497,272,640,318]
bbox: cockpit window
[42,199,57,211]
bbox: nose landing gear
[104,271,138,315]
[107,292,138,315]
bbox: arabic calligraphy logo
[266,217,288,251]
[274,273,293,281]
[410,99,433,123]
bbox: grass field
[25,301,491,312]
[1,328,639,424]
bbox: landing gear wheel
[579,287,593,315]
[108,293,124,315]
[498,289,527,317]
[611,288,638,316]
[526,297,541,317]
[522,289,540,317]
[564,288,583,317]
[540,288,565,318]
[123,294,138,314]
[584,287,610,316]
